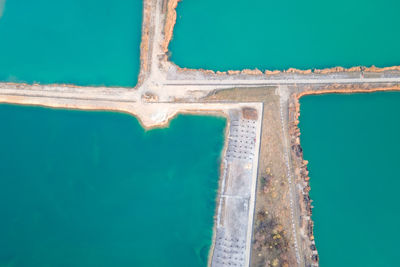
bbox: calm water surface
[0,0,142,87]
[170,0,400,71]
[299,92,400,267]
[0,104,226,267]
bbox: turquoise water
[299,92,400,267]
[0,104,226,267]
[170,0,400,71]
[0,0,142,87]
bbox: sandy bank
[297,86,400,98]
[138,0,153,84]
[0,93,254,130]
[163,0,180,53]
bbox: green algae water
[299,92,400,267]
[0,104,226,267]
[0,0,142,87]
[170,0,400,71]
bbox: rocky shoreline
[288,94,319,267]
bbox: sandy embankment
[138,0,153,84]
[0,93,252,130]
[288,94,318,266]
[296,86,400,98]
[162,0,180,53]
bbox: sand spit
[162,0,180,53]
[173,63,265,76]
[138,0,153,84]
[296,86,400,98]
[0,92,255,130]
[0,81,129,90]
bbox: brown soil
[138,0,153,84]
[296,86,400,97]
[162,0,180,53]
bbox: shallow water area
[299,92,400,267]
[170,0,400,71]
[0,0,142,87]
[0,104,226,267]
